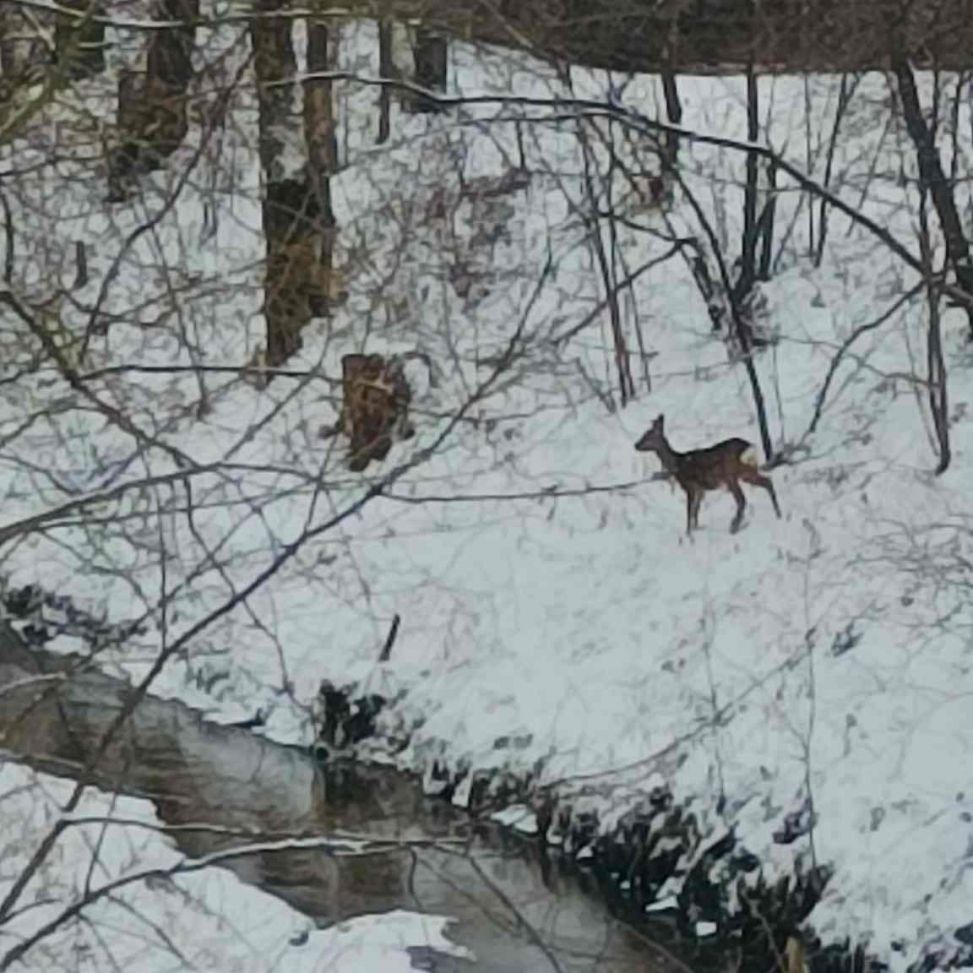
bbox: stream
[0,627,698,972]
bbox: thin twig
[378,614,400,662]
[804,282,924,439]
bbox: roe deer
[634,415,781,535]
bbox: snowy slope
[2,12,973,969]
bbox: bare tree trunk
[107,0,198,202]
[814,73,857,267]
[251,0,309,367]
[303,17,340,316]
[410,27,446,113]
[0,6,17,81]
[262,180,330,367]
[892,52,973,337]
[147,0,196,90]
[723,61,772,350]
[377,21,393,143]
[251,0,297,178]
[577,121,633,408]
[55,0,104,79]
[660,62,682,168]
[757,161,776,281]
[919,192,951,473]
[1,5,46,84]
[676,176,775,462]
[735,62,759,304]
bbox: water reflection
[0,628,690,971]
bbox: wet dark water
[0,625,694,972]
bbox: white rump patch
[740,446,759,469]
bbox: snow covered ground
[2,9,973,970]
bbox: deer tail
[740,446,759,470]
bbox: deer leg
[728,480,746,533]
[347,448,370,472]
[684,488,694,535]
[690,490,703,532]
[743,470,782,519]
[372,434,393,461]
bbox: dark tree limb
[668,170,775,462]
[892,52,973,336]
[660,57,682,167]
[378,614,400,662]
[0,183,13,285]
[814,73,858,268]
[757,162,776,281]
[804,282,925,440]
[377,21,393,143]
[303,15,339,316]
[72,241,88,290]
[579,126,634,407]
[735,62,759,304]
[919,191,950,474]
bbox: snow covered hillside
[2,11,973,969]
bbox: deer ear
[655,414,665,427]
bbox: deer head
[634,415,666,453]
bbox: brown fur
[336,354,415,472]
[635,414,781,535]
